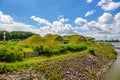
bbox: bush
[60,44,87,52]
[0,47,23,62]
[34,45,52,56]
[34,44,87,56]
[88,48,95,55]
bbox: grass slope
[20,34,94,46]
[20,34,43,45]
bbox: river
[103,42,120,80]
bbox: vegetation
[105,39,120,42]
[0,46,23,62]
[0,32,117,79]
[88,48,95,55]
[34,44,87,56]
[0,31,35,41]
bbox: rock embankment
[0,53,115,80]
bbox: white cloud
[58,15,69,23]
[0,11,120,40]
[74,17,87,25]
[0,11,14,24]
[86,0,93,3]
[97,0,112,6]
[0,11,41,34]
[31,16,52,26]
[102,2,120,11]
[31,15,76,36]
[97,0,120,11]
[59,18,69,23]
[85,10,96,17]
[114,13,120,32]
[77,12,120,40]
[98,12,114,24]
[0,12,75,36]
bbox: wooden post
[3,30,6,45]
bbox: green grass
[22,47,33,52]
[20,34,95,46]
[0,51,87,74]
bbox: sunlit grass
[22,47,33,52]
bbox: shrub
[60,44,87,52]
[34,44,87,56]
[0,47,23,62]
[34,45,52,56]
[88,48,95,55]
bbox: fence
[24,51,39,58]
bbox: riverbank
[0,50,116,80]
[98,59,116,80]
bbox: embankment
[0,51,116,80]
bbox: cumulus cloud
[58,15,69,23]
[86,0,93,3]
[0,22,41,34]
[96,13,114,32]
[98,12,114,24]
[97,0,120,11]
[0,11,76,36]
[0,11,41,34]
[97,0,112,6]
[0,11,14,24]
[85,10,96,17]
[33,15,76,36]
[74,17,87,25]
[1,11,120,40]
[31,16,52,26]
[76,12,120,40]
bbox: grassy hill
[20,34,43,45]
[20,34,95,46]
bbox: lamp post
[3,30,6,45]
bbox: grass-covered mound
[43,34,62,45]
[63,34,82,43]
[20,34,43,45]
[20,34,95,46]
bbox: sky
[0,0,120,40]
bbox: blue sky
[0,0,120,40]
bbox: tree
[0,31,35,41]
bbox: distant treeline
[0,31,35,41]
[105,39,120,42]
[98,39,120,42]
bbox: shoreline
[98,59,116,80]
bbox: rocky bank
[0,52,116,80]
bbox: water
[103,42,120,80]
